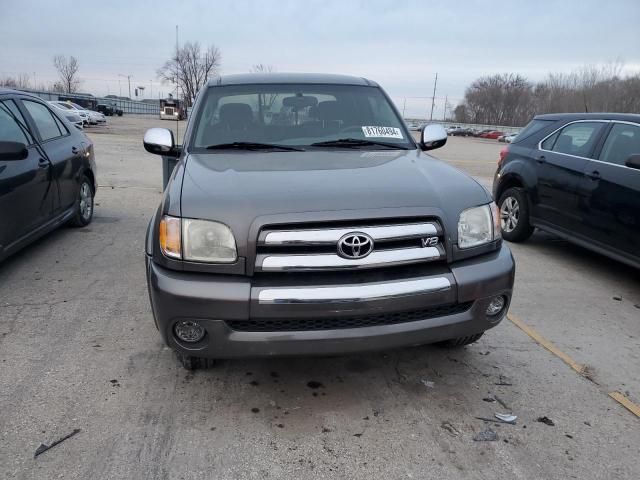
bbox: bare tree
[250,64,275,73]
[250,64,278,115]
[157,42,221,107]
[454,64,640,126]
[53,55,81,93]
[0,73,31,89]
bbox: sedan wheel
[69,175,94,227]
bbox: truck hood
[179,149,490,247]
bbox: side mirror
[625,153,640,169]
[144,128,178,157]
[0,141,28,161]
[420,124,448,151]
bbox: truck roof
[209,72,379,87]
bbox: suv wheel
[439,332,484,347]
[69,176,94,227]
[498,187,534,242]
[176,352,216,370]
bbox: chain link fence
[15,88,160,115]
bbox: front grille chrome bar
[258,277,451,304]
[261,222,439,246]
[256,246,442,272]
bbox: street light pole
[118,74,132,98]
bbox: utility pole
[429,73,438,121]
[402,98,406,117]
[443,95,448,121]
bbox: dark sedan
[0,89,97,262]
[493,113,640,268]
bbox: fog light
[174,320,205,343]
[486,296,506,316]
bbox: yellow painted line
[609,392,640,418]
[507,314,589,377]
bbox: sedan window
[0,100,32,144]
[599,123,640,166]
[23,100,64,141]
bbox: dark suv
[493,113,640,268]
[142,73,515,370]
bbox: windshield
[191,84,413,150]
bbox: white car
[49,101,90,125]
[67,102,106,125]
[504,133,518,143]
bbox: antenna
[175,24,179,141]
[429,73,438,121]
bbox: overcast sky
[1,0,639,118]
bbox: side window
[599,123,640,166]
[52,112,69,135]
[23,100,64,141]
[544,122,604,157]
[0,100,33,144]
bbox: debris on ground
[495,375,513,386]
[420,379,435,388]
[34,429,81,458]
[537,416,555,426]
[612,296,622,301]
[307,381,324,389]
[494,394,510,410]
[441,421,460,437]
[474,416,505,425]
[473,427,498,442]
[495,413,517,424]
[482,397,496,403]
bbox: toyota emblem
[337,233,374,259]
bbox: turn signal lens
[159,215,181,259]
[490,201,501,240]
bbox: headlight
[183,219,237,263]
[159,216,238,262]
[457,203,500,249]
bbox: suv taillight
[498,146,509,166]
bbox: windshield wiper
[310,138,409,150]
[205,142,304,152]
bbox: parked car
[406,122,421,131]
[66,101,106,125]
[493,113,640,269]
[504,133,518,143]
[49,101,90,126]
[474,129,494,137]
[480,131,504,139]
[450,127,472,137]
[0,89,97,262]
[142,73,515,370]
[446,125,460,135]
[97,102,123,117]
[47,102,84,130]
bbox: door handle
[586,170,601,180]
[38,158,49,168]
[536,155,546,163]
[72,146,79,154]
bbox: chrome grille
[255,219,445,272]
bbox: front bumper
[146,245,515,358]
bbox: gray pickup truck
[143,73,515,370]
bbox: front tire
[497,187,534,242]
[438,332,484,347]
[176,352,216,370]
[69,176,94,227]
